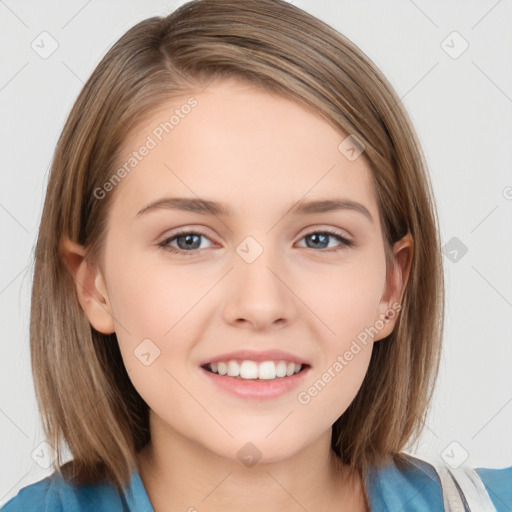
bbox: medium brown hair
[31,0,444,493]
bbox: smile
[203,359,305,380]
[200,360,311,400]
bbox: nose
[222,248,297,331]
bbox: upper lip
[199,349,311,367]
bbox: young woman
[2,1,510,510]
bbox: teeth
[276,361,287,377]
[217,362,227,375]
[207,360,303,380]
[258,361,276,380]
[227,360,239,377]
[240,360,259,379]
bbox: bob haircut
[31,0,444,493]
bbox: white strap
[436,464,467,511]
[448,466,497,512]
[434,463,497,512]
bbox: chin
[212,433,308,466]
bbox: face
[73,79,409,464]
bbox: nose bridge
[235,233,286,297]
[223,233,295,327]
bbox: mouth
[200,360,311,381]
[197,349,312,399]
[199,360,311,400]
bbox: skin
[62,79,412,512]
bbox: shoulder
[1,474,54,512]
[365,452,445,511]
[475,464,512,512]
[366,452,512,511]
[0,471,127,512]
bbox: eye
[158,228,353,256]
[297,229,353,252]
[158,229,214,256]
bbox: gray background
[1,0,511,504]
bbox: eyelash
[157,228,353,256]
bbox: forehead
[109,79,378,222]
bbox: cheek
[293,253,385,415]
[296,282,378,427]
[299,252,387,344]
[106,251,210,340]
[102,249,214,396]
[105,256,209,414]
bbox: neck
[135,413,367,512]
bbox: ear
[373,233,413,341]
[59,237,116,334]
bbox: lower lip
[199,366,310,400]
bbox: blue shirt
[2,453,511,511]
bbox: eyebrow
[136,197,373,223]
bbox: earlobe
[374,233,414,341]
[59,237,116,334]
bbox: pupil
[180,234,200,249]
[309,233,327,249]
